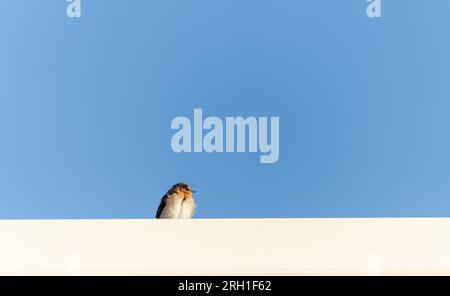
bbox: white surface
[0,218,449,275]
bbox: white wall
[1,218,449,275]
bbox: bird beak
[191,189,196,193]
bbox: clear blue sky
[0,1,449,219]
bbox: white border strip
[1,218,449,275]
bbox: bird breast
[158,194,184,219]
[179,197,196,219]
[159,193,196,219]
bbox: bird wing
[155,195,168,218]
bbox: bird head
[171,183,196,199]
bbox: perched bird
[156,183,196,219]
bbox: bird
[156,183,196,219]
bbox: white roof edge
[1,218,449,275]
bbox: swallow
[156,183,196,219]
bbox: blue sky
[0,1,449,219]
